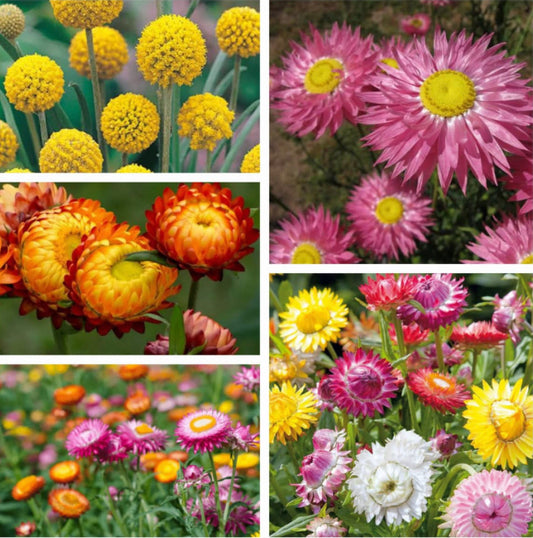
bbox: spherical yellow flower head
[240,144,259,173]
[116,164,153,173]
[39,129,102,173]
[216,7,260,58]
[270,381,318,444]
[279,287,349,353]
[69,26,128,80]
[66,222,179,336]
[50,0,123,29]
[0,121,18,168]
[177,93,234,151]
[136,15,206,88]
[5,168,31,173]
[4,54,64,113]
[463,378,533,469]
[101,93,160,154]
[0,4,25,40]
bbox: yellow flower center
[375,196,404,225]
[296,306,331,334]
[490,400,526,441]
[62,491,81,505]
[381,58,399,70]
[190,415,217,433]
[411,18,423,27]
[270,392,297,421]
[520,253,533,264]
[135,423,154,435]
[62,233,82,264]
[111,260,144,281]
[291,242,322,264]
[420,69,476,117]
[304,58,343,94]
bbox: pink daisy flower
[346,172,433,260]
[502,150,533,215]
[233,365,260,392]
[441,469,533,537]
[226,422,259,452]
[466,215,533,263]
[493,290,528,344]
[271,23,377,138]
[174,464,210,492]
[361,29,533,193]
[400,13,431,36]
[65,418,111,459]
[359,273,419,312]
[312,428,347,452]
[327,349,399,417]
[306,516,347,537]
[397,274,468,330]
[270,206,358,264]
[430,429,461,459]
[451,321,508,350]
[116,420,168,455]
[175,409,231,453]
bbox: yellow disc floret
[50,0,123,29]
[116,164,153,173]
[0,4,25,40]
[215,6,260,58]
[101,93,160,154]
[375,196,404,225]
[0,121,18,168]
[136,14,206,88]
[240,144,259,173]
[39,129,103,173]
[177,93,234,151]
[304,58,343,94]
[4,54,64,113]
[291,242,322,264]
[69,26,128,80]
[5,168,31,173]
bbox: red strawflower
[451,321,508,350]
[359,274,418,312]
[389,322,430,346]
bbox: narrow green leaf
[49,103,73,129]
[144,313,170,326]
[125,250,177,267]
[169,304,185,355]
[187,342,206,355]
[69,82,93,135]
[220,106,260,172]
[203,50,228,93]
[278,280,294,311]
[270,515,317,537]
[406,299,427,313]
[213,65,247,97]
[0,89,31,168]
[185,0,200,18]
[0,34,20,61]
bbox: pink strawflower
[389,322,430,346]
[466,215,533,263]
[98,434,129,463]
[175,409,231,453]
[327,349,399,417]
[361,30,533,193]
[418,342,464,369]
[493,290,528,344]
[174,464,210,492]
[313,376,336,411]
[373,36,415,73]
[346,172,433,261]
[441,469,533,537]
[400,13,431,36]
[226,422,259,452]
[306,516,347,537]
[116,420,168,455]
[359,274,419,312]
[270,206,358,264]
[451,321,508,350]
[397,274,468,330]
[502,151,533,214]
[431,429,461,459]
[312,428,347,452]
[271,23,377,138]
[65,419,111,459]
[233,365,260,392]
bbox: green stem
[205,149,213,172]
[270,469,299,519]
[37,111,48,145]
[221,454,238,532]
[327,341,338,361]
[24,112,41,160]
[392,315,406,357]
[472,349,480,383]
[208,452,225,535]
[405,385,420,434]
[104,482,128,536]
[121,153,128,167]
[434,329,445,372]
[156,0,163,16]
[173,85,180,172]
[52,322,68,354]
[160,85,173,173]
[500,346,506,380]
[76,517,85,537]
[187,279,199,311]
[196,492,209,537]
[27,498,45,534]
[61,518,75,537]
[286,441,300,472]
[229,55,241,111]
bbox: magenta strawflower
[397,274,468,330]
[175,409,231,453]
[270,206,358,264]
[361,29,533,193]
[359,274,419,312]
[346,172,433,260]
[451,321,508,350]
[312,428,347,452]
[226,422,259,452]
[441,469,533,537]
[65,419,111,459]
[492,290,528,344]
[98,434,129,463]
[400,13,431,36]
[174,464,210,492]
[271,23,377,138]
[466,215,533,263]
[327,349,399,417]
[233,365,260,392]
[430,429,461,459]
[306,516,347,537]
[116,420,168,455]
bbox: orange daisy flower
[54,384,86,406]
[146,183,259,281]
[154,458,180,483]
[48,488,89,518]
[118,364,149,381]
[12,475,46,501]
[124,390,151,415]
[49,461,80,484]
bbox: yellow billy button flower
[240,144,260,173]
[50,0,123,29]
[116,164,152,173]
[0,121,18,168]
[5,54,64,113]
[463,378,533,469]
[5,168,31,173]
[0,4,25,40]
[216,6,260,58]
[65,222,179,337]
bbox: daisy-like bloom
[389,322,429,346]
[440,469,533,537]
[270,381,318,444]
[359,274,418,312]
[65,419,111,459]
[154,459,180,483]
[175,409,231,453]
[118,365,149,382]
[12,475,45,501]
[233,365,260,392]
[146,183,259,281]
[466,215,533,264]
[400,13,431,36]
[50,0,123,28]
[0,120,18,168]
[49,461,80,484]
[361,30,533,193]
[493,290,528,344]
[240,144,260,173]
[271,23,377,138]
[346,172,433,260]
[407,368,470,414]
[124,390,150,415]
[270,206,358,264]
[269,348,317,385]
[226,422,259,452]
[15,522,35,537]
[54,385,86,406]
[306,516,346,537]
[430,429,461,459]
[48,489,89,518]
[451,321,508,350]
[463,378,533,469]
[397,274,468,330]
[312,428,347,452]
[216,6,260,58]
[279,287,349,353]
[327,349,399,417]
[116,164,152,173]
[0,3,25,40]
[502,151,533,214]
[347,430,438,526]
[116,420,168,455]
[65,222,179,337]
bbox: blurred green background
[0,182,260,355]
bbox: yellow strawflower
[4,54,64,113]
[136,14,206,88]
[116,164,152,173]
[69,26,128,80]
[177,93,234,151]
[0,121,18,168]
[240,144,259,173]
[5,168,31,173]
[50,0,123,29]
[0,3,25,40]
[216,6,260,58]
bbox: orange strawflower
[140,452,166,471]
[101,410,129,426]
[167,450,188,463]
[146,183,259,281]
[54,385,86,406]
[154,458,180,483]
[12,475,45,501]
[167,406,197,422]
[49,461,80,484]
[48,488,89,518]
[124,390,151,415]
[0,246,20,295]
[118,364,149,381]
